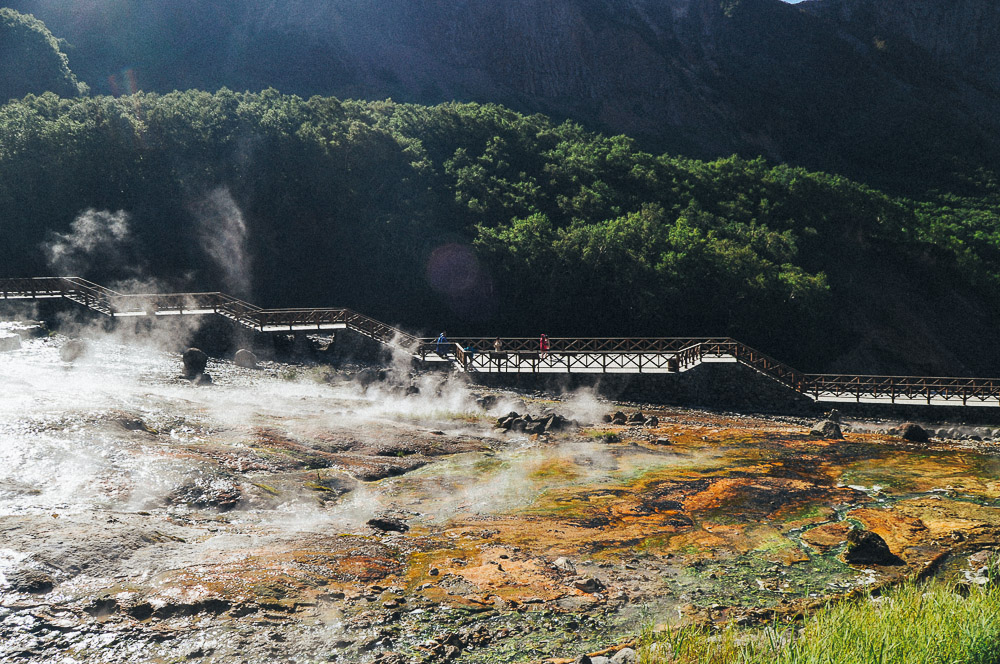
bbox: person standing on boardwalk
[539,333,550,360]
[436,331,448,357]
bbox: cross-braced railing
[4,276,1000,407]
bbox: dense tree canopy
[0,8,86,102]
[0,90,997,371]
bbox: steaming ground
[0,326,623,662]
[4,326,1000,664]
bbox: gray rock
[590,657,610,664]
[552,557,576,574]
[59,338,86,362]
[610,647,637,664]
[233,348,258,368]
[0,332,21,352]
[810,420,843,439]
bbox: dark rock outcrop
[181,347,208,378]
[5,568,54,594]
[899,422,930,442]
[842,528,904,566]
[367,516,409,533]
[811,420,844,439]
[496,411,573,434]
[573,577,606,594]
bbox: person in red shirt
[539,333,550,360]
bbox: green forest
[2,88,999,371]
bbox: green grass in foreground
[640,577,1000,664]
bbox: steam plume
[194,188,251,299]
[42,209,134,275]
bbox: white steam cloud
[194,188,251,298]
[42,209,134,276]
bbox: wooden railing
[4,276,1000,407]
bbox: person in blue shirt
[435,331,448,357]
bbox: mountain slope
[5,0,1000,194]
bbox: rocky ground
[1,331,1000,663]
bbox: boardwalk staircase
[3,276,1000,407]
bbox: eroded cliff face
[237,0,744,155]
[805,0,1000,88]
[10,0,1000,178]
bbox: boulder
[59,338,86,362]
[611,411,627,425]
[610,648,637,664]
[627,411,646,424]
[367,516,409,533]
[842,528,904,566]
[181,347,208,378]
[354,368,387,387]
[233,348,257,368]
[810,420,843,439]
[899,422,929,443]
[508,417,528,432]
[0,332,21,352]
[552,557,577,574]
[644,416,659,427]
[525,421,547,435]
[573,577,606,593]
[476,395,498,410]
[6,321,46,339]
[6,568,54,594]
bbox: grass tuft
[640,574,1000,664]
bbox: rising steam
[194,188,251,299]
[42,209,135,276]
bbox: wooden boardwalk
[3,276,999,408]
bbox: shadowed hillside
[5,0,1000,195]
[0,8,86,102]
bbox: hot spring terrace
[4,276,1000,408]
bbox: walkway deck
[3,276,999,408]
